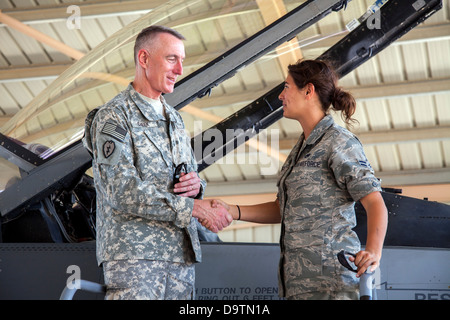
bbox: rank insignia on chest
[103,140,115,158]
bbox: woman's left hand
[349,249,380,278]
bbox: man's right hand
[192,199,233,233]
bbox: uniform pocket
[284,164,323,209]
[143,129,172,167]
[284,245,323,279]
[128,128,171,183]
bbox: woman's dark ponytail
[332,86,357,126]
[288,59,357,127]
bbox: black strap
[337,250,357,273]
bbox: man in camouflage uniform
[83,26,232,300]
[277,114,382,299]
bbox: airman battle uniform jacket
[83,84,205,266]
[277,115,382,298]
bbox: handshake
[174,171,234,233]
[192,199,233,233]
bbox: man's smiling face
[142,32,185,98]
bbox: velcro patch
[102,122,127,142]
[103,140,115,158]
[358,159,372,169]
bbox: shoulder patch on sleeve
[101,122,127,142]
[96,135,123,166]
[103,140,116,158]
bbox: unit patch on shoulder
[103,140,115,158]
[101,122,127,142]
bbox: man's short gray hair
[134,25,185,64]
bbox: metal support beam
[0,0,158,24]
[204,168,450,197]
[0,10,85,60]
[256,0,303,77]
[0,133,43,173]
[279,125,450,149]
[1,22,447,83]
[181,76,450,109]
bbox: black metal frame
[165,0,351,109]
[191,0,443,171]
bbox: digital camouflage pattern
[83,84,205,267]
[277,115,382,299]
[103,259,195,300]
[288,290,359,300]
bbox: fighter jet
[0,0,448,300]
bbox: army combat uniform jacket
[277,115,382,298]
[83,84,205,266]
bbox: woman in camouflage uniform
[212,59,388,300]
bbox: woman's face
[278,74,307,120]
